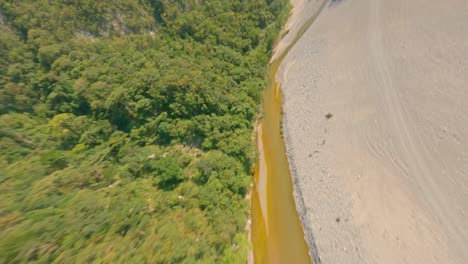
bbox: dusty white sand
[271,0,323,61]
[280,0,468,263]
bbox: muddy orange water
[250,2,327,263]
[251,57,311,264]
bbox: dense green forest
[0,0,289,263]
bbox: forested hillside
[0,0,289,263]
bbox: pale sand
[280,0,468,263]
[272,0,325,61]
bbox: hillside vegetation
[0,0,289,263]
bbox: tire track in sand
[366,0,466,259]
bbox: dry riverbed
[280,0,468,263]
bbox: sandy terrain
[279,0,468,263]
[272,0,324,61]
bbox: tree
[0,0,290,262]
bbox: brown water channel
[250,2,326,263]
[251,58,311,264]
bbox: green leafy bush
[0,0,290,262]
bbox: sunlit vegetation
[0,0,290,262]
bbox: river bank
[250,0,327,263]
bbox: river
[250,1,327,263]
